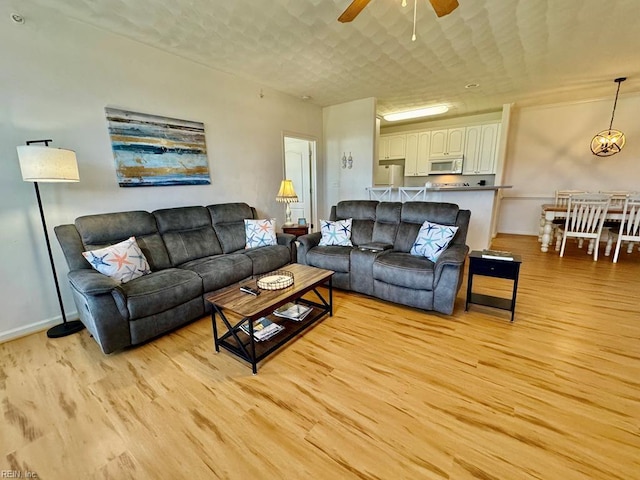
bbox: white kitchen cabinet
[463,123,500,174]
[429,127,465,158]
[379,134,407,160]
[405,133,418,176]
[404,131,431,176]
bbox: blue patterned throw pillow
[410,221,458,262]
[244,219,277,249]
[318,218,353,246]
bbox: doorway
[283,134,317,231]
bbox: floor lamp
[17,139,85,338]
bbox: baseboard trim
[0,311,80,344]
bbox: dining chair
[606,194,640,263]
[599,190,637,206]
[399,187,426,202]
[558,193,611,261]
[599,190,638,237]
[548,190,586,249]
[368,187,393,201]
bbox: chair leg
[538,215,545,241]
[613,236,623,263]
[604,232,614,256]
[555,229,563,251]
[587,239,595,255]
[627,241,635,254]
[560,233,568,257]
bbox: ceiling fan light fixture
[591,77,627,157]
[383,105,449,122]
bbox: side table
[465,250,522,321]
[282,224,309,238]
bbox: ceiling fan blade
[428,0,459,17]
[338,0,373,23]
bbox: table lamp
[17,139,85,338]
[276,179,298,226]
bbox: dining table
[539,204,625,253]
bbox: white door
[284,135,316,229]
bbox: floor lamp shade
[17,141,84,339]
[17,146,80,182]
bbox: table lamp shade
[17,145,79,182]
[276,179,298,203]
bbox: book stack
[273,302,312,322]
[240,317,284,341]
[481,249,514,261]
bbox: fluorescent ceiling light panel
[383,105,449,122]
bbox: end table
[282,224,309,238]
[465,250,522,321]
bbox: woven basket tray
[256,270,294,290]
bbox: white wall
[0,3,322,340]
[322,98,377,218]
[498,94,640,235]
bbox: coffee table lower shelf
[214,299,330,373]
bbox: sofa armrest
[431,244,469,314]
[433,244,469,282]
[276,232,296,248]
[296,232,322,265]
[68,269,119,295]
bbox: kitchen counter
[367,185,512,250]
[369,185,512,192]
[424,185,512,192]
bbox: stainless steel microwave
[428,156,463,174]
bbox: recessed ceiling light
[10,13,25,24]
[465,83,480,89]
[383,105,449,122]
[301,95,311,101]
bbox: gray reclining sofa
[296,200,470,314]
[55,202,294,354]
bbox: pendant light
[590,77,627,157]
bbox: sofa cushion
[82,236,151,283]
[208,203,255,253]
[180,254,253,293]
[245,218,277,249]
[373,252,435,290]
[372,202,402,244]
[306,246,352,273]
[153,206,223,266]
[319,219,353,246]
[394,202,460,253]
[242,245,291,275]
[335,200,377,246]
[75,211,172,270]
[410,221,459,262]
[111,268,203,320]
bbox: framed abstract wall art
[105,107,210,187]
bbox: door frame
[282,131,318,232]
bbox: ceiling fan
[338,0,459,23]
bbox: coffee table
[205,263,334,373]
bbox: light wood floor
[2,235,639,479]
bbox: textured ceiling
[16,0,640,122]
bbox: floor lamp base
[47,320,85,338]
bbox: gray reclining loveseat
[296,200,470,314]
[55,202,294,354]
